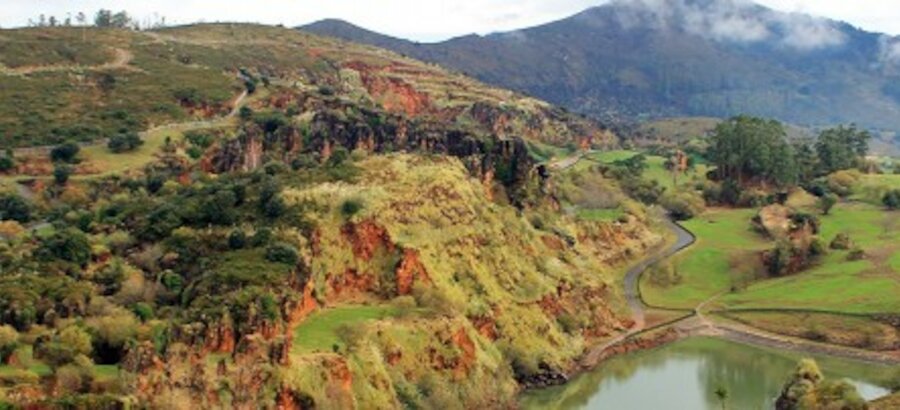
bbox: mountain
[302,0,900,140]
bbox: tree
[107,132,143,153]
[265,243,298,265]
[0,194,31,223]
[39,228,91,265]
[76,12,87,41]
[54,164,73,185]
[94,9,113,27]
[708,116,796,187]
[816,194,838,215]
[815,125,871,175]
[50,141,80,163]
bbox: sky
[3,0,900,42]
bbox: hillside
[0,24,662,409]
[0,24,614,150]
[302,0,900,144]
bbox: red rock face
[451,328,477,379]
[471,316,499,341]
[344,61,433,117]
[288,280,318,326]
[395,248,429,295]
[341,220,394,261]
[327,268,376,298]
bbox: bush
[817,193,838,215]
[847,247,865,261]
[107,132,143,153]
[830,233,852,250]
[50,141,80,163]
[0,325,19,362]
[228,229,247,250]
[826,170,861,197]
[340,198,364,218]
[0,155,14,172]
[883,189,900,210]
[39,228,92,266]
[132,303,154,322]
[661,192,705,220]
[0,194,31,223]
[54,164,73,185]
[251,228,272,247]
[265,242,298,265]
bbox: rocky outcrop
[341,220,393,261]
[394,248,429,295]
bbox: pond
[520,337,894,410]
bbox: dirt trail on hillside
[1,47,135,75]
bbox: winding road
[585,212,900,367]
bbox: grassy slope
[293,305,398,354]
[641,208,768,308]
[275,154,635,407]
[582,149,709,191]
[718,202,900,313]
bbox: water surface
[521,337,893,410]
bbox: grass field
[292,305,398,354]
[717,202,900,313]
[641,208,768,309]
[852,174,900,205]
[582,150,708,191]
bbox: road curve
[623,215,695,328]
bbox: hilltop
[0,23,613,150]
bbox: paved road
[623,216,695,328]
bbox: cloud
[610,0,845,50]
[878,35,900,65]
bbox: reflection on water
[520,337,893,410]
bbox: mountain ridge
[301,0,900,144]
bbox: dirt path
[1,47,135,75]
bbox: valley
[0,4,899,409]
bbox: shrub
[265,242,298,265]
[830,233,852,250]
[228,229,247,250]
[883,189,900,210]
[340,198,364,218]
[847,247,865,261]
[107,132,143,153]
[50,141,80,163]
[0,325,19,362]
[661,192,705,220]
[54,164,73,185]
[186,146,204,160]
[826,170,861,197]
[0,194,31,223]
[327,146,350,168]
[817,193,838,215]
[132,303,154,322]
[251,228,272,247]
[0,155,14,172]
[39,228,91,266]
